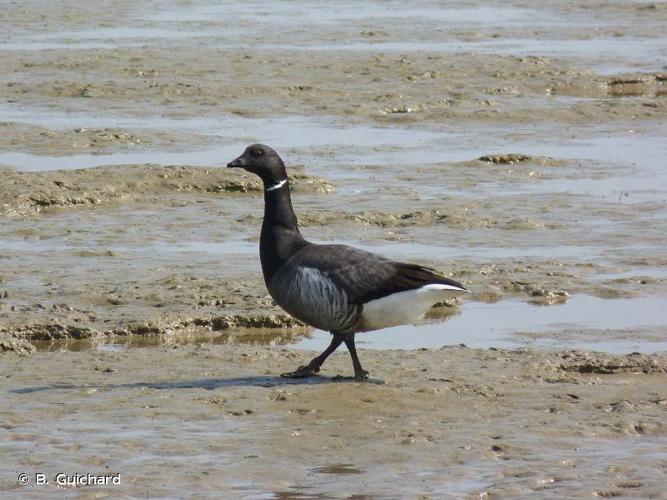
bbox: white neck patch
[265,179,287,192]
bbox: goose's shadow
[10,374,383,395]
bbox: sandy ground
[1,345,666,498]
[1,0,667,497]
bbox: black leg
[281,334,344,378]
[344,333,369,382]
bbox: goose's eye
[252,148,264,157]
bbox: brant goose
[228,144,469,381]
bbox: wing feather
[289,244,467,305]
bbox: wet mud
[1,345,666,497]
[1,0,666,497]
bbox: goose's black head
[227,144,287,186]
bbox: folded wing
[293,244,468,304]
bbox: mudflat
[1,0,666,497]
[2,345,666,497]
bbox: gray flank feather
[269,266,359,333]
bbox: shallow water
[0,112,446,171]
[4,1,665,72]
[296,295,667,354]
[153,3,542,25]
[3,112,666,220]
[31,295,667,356]
[2,100,665,203]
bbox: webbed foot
[280,363,320,379]
[330,370,371,382]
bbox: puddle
[495,131,667,203]
[31,295,667,356]
[294,295,667,354]
[597,267,667,280]
[31,327,306,354]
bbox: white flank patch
[360,284,469,332]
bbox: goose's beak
[227,155,247,168]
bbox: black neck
[259,180,306,282]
